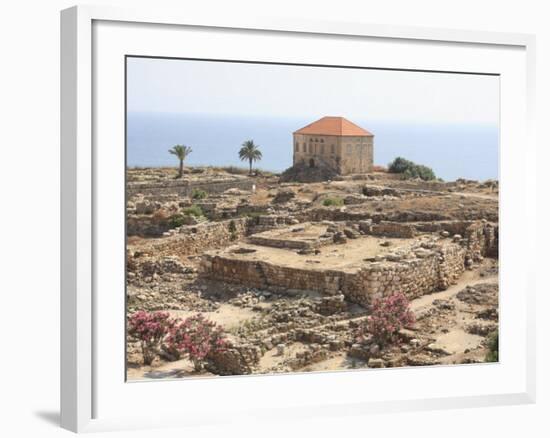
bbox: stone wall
[205,343,262,375]
[128,217,249,258]
[464,221,498,259]
[341,243,466,306]
[205,256,343,293]
[127,177,254,197]
[203,241,467,308]
[246,214,298,234]
[299,208,453,224]
[369,222,417,238]
[127,214,171,237]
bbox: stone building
[293,116,374,175]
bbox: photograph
[125,56,499,380]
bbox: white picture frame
[60,4,537,433]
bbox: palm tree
[239,140,262,175]
[168,144,192,178]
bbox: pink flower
[356,292,415,348]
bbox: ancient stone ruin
[126,167,499,379]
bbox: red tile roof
[294,116,373,137]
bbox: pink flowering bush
[359,293,415,348]
[127,311,173,365]
[166,314,227,371]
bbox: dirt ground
[218,235,416,272]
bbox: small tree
[388,156,436,181]
[357,293,415,348]
[127,311,173,365]
[166,314,227,372]
[169,144,193,178]
[239,140,262,175]
[388,157,414,174]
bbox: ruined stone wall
[127,178,254,197]
[129,218,249,258]
[437,244,467,289]
[413,220,474,236]
[342,257,440,306]
[248,235,314,250]
[206,257,267,288]
[205,343,262,375]
[204,241,467,307]
[205,255,344,294]
[464,221,498,259]
[369,222,417,238]
[299,208,452,224]
[342,243,466,306]
[246,214,298,234]
[126,215,171,237]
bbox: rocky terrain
[126,167,499,380]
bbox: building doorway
[309,158,315,168]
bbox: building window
[347,144,352,155]
[320,144,325,154]
[331,145,335,154]
[303,144,306,152]
[295,143,299,152]
[320,138,324,143]
[308,144,312,153]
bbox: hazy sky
[127,57,499,125]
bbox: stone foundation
[128,218,249,258]
[202,220,497,308]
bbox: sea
[127,112,499,182]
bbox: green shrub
[485,331,499,362]
[183,205,204,217]
[388,157,414,174]
[169,214,186,228]
[191,189,207,200]
[322,197,344,207]
[388,156,436,181]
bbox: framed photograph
[61,5,536,433]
